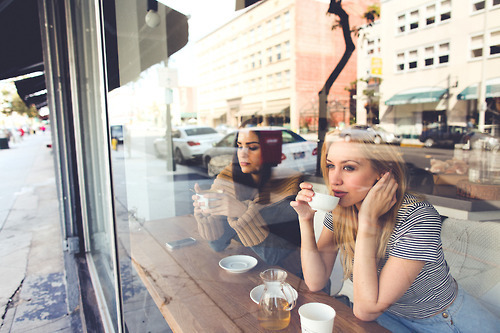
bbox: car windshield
[185,127,218,136]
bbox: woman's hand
[192,183,207,215]
[204,192,247,218]
[290,182,317,221]
[358,172,398,224]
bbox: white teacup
[196,191,221,211]
[309,193,339,212]
[299,302,336,333]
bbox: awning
[457,78,500,100]
[236,105,262,117]
[385,87,447,105]
[259,105,290,116]
[180,112,197,118]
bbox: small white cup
[197,192,221,211]
[309,193,339,212]
[299,302,336,333]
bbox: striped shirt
[324,193,457,319]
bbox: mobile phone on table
[165,237,196,250]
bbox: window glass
[91,0,500,331]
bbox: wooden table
[129,215,389,332]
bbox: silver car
[340,125,402,145]
[202,127,318,177]
[154,126,223,164]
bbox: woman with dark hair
[193,128,303,274]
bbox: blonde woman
[291,131,499,332]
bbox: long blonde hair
[320,131,407,279]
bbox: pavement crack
[1,277,25,325]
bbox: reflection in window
[439,42,450,64]
[275,15,281,33]
[490,30,500,56]
[409,50,418,69]
[440,0,451,21]
[410,10,419,30]
[473,0,486,11]
[284,11,290,30]
[425,46,435,66]
[471,34,484,58]
[426,4,436,25]
[397,52,405,72]
[397,14,406,33]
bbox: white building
[362,0,500,138]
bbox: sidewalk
[0,133,74,332]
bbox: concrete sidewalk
[0,133,74,332]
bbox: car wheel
[344,134,351,142]
[174,148,185,164]
[424,138,434,148]
[374,135,382,144]
[203,156,211,169]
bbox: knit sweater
[195,166,302,247]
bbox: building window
[438,42,450,64]
[267,74,273,89]
[285,70,291,86]
[284,11,290,30]
[266,20,272,38]
[257,25,262,41]
[251,54,255,68]
[425,46,435,66]
[276,44,282,60]
[440,0,452,21]
[257,51,262,66]
[397,14,406,34]
[410,10,419,30]
[276,72,282,87]
[490,30,500,56]
[367,39,375,55]
[426,4,436,25]
[493,0,500,8]
[250,28,255,44]
[409,50,418,69]
[472,0,486,12]
[396,52,405,71]
[267,47,273,63]
[470,34,484,58]
[275,15,281,34]
[285,41,290,58]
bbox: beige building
[195,0,377,132]
[371,0,500,137]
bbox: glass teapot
[257,268,296,330]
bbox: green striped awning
[180,112,197,118]
[385,87,447,105]
[457,78,500,100]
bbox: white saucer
[219,255,258,273]
[250,284,298,304]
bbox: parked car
[419,124,467,148]
[461,130,500,151]
[339,125,402,145]
[154,125,224,164]
[202,127,318,177]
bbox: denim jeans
[376,285,500,332]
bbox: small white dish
[219,255,258,273]
[250,284,298,304]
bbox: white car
[202,127,318,177]
[154,126,223,164]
